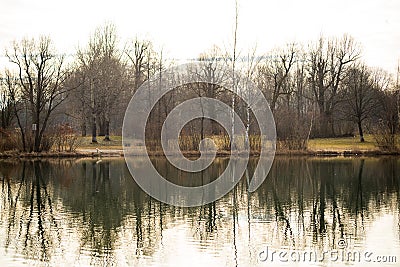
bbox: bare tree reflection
[354,159,365,236]
[0,161,62,262]
[0,157,399,265]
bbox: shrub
[275,109,312,150]
[372,121,398,152]
[0,128,21,152]
[51,124,82,152]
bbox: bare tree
[75,23,127,142]
[371,70,398,150]
[240,46,261,148]
[257,43,296,113]
[125,37,165,138]
[340,64,380,142]
[0,76,14,129]
[6,36,70,152]
[63,69,87,136]
[190,46,229,138]
[231,0,239,150]
[125,38,155,94]
[374,90,399,150]
[307,35,360,137]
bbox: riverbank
[1,134,399,158]
[1,148,399,159]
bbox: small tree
[373,91,399,151]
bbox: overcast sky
[1,0,399,73]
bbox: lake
[0,157,399,266]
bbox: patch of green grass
[308,134,377,151]
[76,134,390,152]
[77,136,123,149]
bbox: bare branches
[125,38,154,93]
[306,35,361,137]
[256,43,298,112]
[5,36,70,151]
[339,64,380,141]
[71,23,131,141]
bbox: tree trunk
[90,80,97,143]
[1,109,5,129]
[245,104,250,150]
[104,117,110,141]
[318,113,328,138]
[98,117,105,136]
[357,120,365,142]
[34,123,40,152]
[13,103,26,151]
[209,103,218,135]
[200,117,204,150]
[81,121,86,137]
[91,113,97,143]
[328,115,335,137]
[319,111,335,138]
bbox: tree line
[0,23,399,152]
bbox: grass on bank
[307,134,377,151]
[76,134,385,152]
[77,136,123,150]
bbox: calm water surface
[0,157,399,266]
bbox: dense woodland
[0,23,399,152]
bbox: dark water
[0,157,399,266]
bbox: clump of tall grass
[142,134,270,154]
[179,134,201,151]
[371,123,399,152]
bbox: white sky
[0,0,399,73]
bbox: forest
[0,23,399,153]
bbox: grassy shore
[1,134,398,158]
[77,134,399,155]
[78,135,382,151]
[78,136,123,149]
[308,134,377,151]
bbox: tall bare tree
[75,23,127,142]
[190,46,229,138]
[6,36,70,152]
[307,35,360,137]
[340,64,380,142]
[231,0,239,150]
[241,46,261,148]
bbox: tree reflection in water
[0,160,62,262]
[0,157,398,266]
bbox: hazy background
[1,0,399,72]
